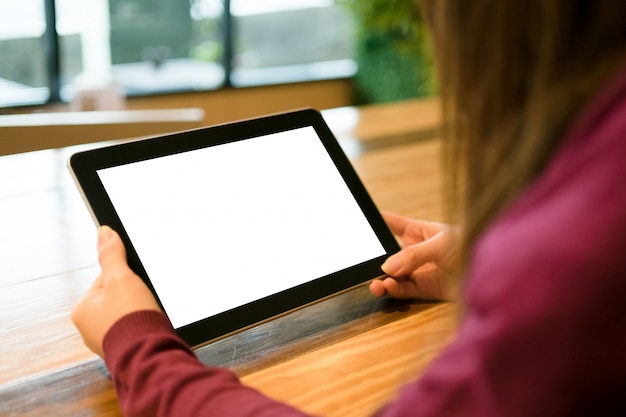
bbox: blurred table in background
[0,107,205,156]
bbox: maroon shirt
[103,65,626,417]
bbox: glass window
[1,0,356,109]
[231,0,356,86]
[107,0,225,95]
[56,0,225,100]
[0,1,49,107]
[56,0,110,101]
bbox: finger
[379,277,420,299]
[369,279,387,297]
[381,232,447,277]
[97,226,131,276]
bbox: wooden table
[0,99,457,416]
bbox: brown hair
[420,1,626,266]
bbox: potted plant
[337,0,434,104]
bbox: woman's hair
[420,1,626,265]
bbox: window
[0,0,355,109]
[230,0,356,86]
[0,1,49,106]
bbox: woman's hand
[370,211,459,301]
[72,226,162,358]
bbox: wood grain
[0,296,456,417]
[243,303,456,417]
[353,139,443,221]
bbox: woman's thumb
[97,226,128,273]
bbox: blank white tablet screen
[97,126,386,329]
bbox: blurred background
[0,0,433,114]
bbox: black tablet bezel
[69,108,400,348]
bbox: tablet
[68,108,400,348]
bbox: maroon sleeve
[103,310,315,417]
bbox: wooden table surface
[0,99,457,416]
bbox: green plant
[336,0,434,103]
